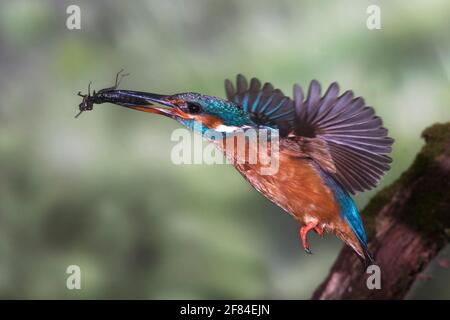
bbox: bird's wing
[224,75,295,134]
[290,80,394,194]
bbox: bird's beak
[126,93,190,120]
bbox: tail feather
[363,246,375,266]
[316,166,374,264]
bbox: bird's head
[134,92,254,134]
[77,74,295,136]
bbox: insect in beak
[75,82,94,118]
[75,70,191,120]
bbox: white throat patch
[214,124,241,133]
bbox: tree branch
[312,123,450,299]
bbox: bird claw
[299,222,318,255]
[314,226,324,238]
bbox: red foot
[314,226,324,237]
[299,222,318,254]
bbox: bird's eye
[186,102,202,114]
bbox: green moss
[401,123,450,183]
[362,181,399,237]
[362,123,450,242]
[421,123,450,157]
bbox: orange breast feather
[217,135,341,226]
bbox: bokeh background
[0,0,449,299]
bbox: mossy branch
[312,122,450,300]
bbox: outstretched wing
[292,80,394,194]
[225,74,295,134]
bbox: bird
[77,72,394,264]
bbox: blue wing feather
[224,75,295,128]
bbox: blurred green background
[0,0,449,299]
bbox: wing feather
[224,75,295,132]
[225,76,394,193]
[292,80,394,194]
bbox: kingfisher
[77,72,394,264]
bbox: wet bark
[312,123,450,299]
